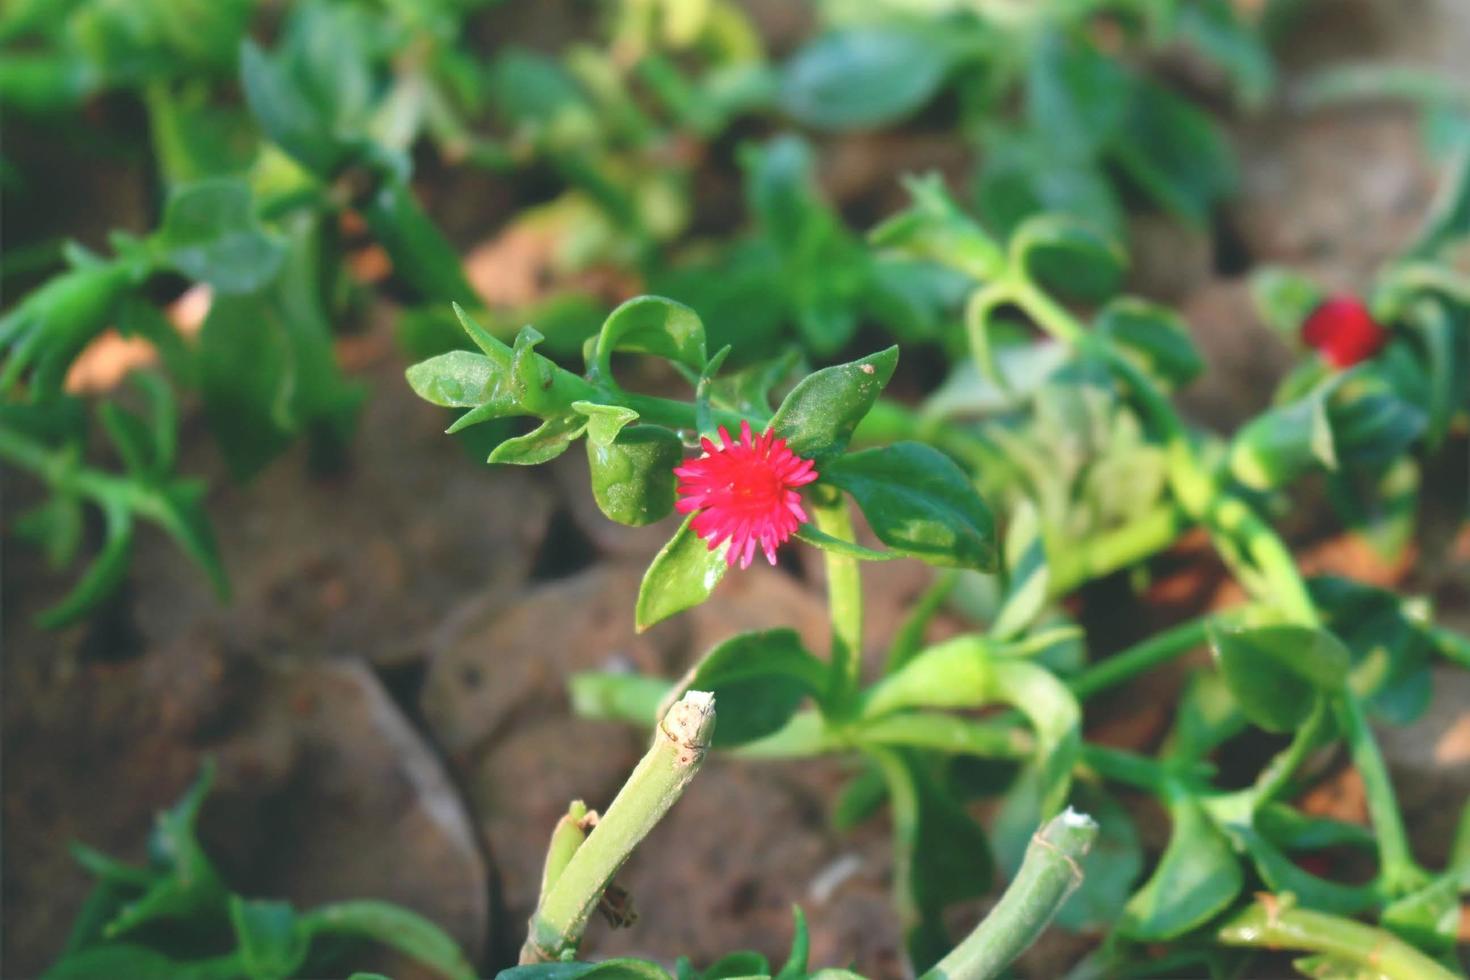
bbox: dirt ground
[4,1,1470,977]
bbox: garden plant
[3,0,1470,979]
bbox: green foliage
[768,347,898,459]
[779,26,959,132]
[669,629,828,747]
[13,2,1470,978]
[47,763,476,980]
[636,515,729,632]
[1118,795,1244,941]
[822,443,997,570]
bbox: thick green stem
[1068,617,1209,700]
[733,710,1033,762]
[1217,896,1457,980]
[920,809,1098,980]
[1334,695,1424,893]
[813,496,865,712]
[885,570,959,674]
[521,691,716,964]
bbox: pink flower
[674,421,818,569]
[1302,295,1388,369]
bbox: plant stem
[1217,895,1457,980]
[1333,695,1425,894]
[1430,625,1470,669]
[0,423,165,519]
[1068,617,1209,700]
[536,801,592,900]
[1252,697,1330,806]
[1045,504,1189,598]
[885,570,959,674]
[1080,744,1213,793]
[813,496,865,712]
[920,809,1098,980]
[521,691,716,964]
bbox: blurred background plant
[5,0,1470,978]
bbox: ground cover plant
[4,0,1470,978]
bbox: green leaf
[36,503,133,629]
[99,403,157,478]
[489,414,587,465]
[198,291,294,478]
[870,748,992,972]
[360,177,481,308]
[406,351,498,408]
[0,259,136,397]
[769,347,897,459]
[154,178,283,294]
[1208,621,1351,733]
[1164,669,1246,763]
[992,500,1048,639]
[487,47,590,131]
[238,27,356,177]
[1401,297,1464,451]
[868,173,1006,281]
[498,959,673,980]
[1250,267,1323,337]
[1095,297,1204,389]
[1229,392,1337,491]
[775,907,809,980]
[1174,0,1274,108]
[301,901,475,980]
[230,897,309,980]
[586,425,682,527]
[197,219,364,480]
[863,634,1001,718]
[974,128,1124,241]
[105,764,227,937]
[1026,29,1130,158]
[695,952,770,980]
[635,514,728,632]
[15,493,84,570]
[1230,825,1380,915]
[1009,212,1126,304]
[1310,576,1433,725]
[822,442,997,570]
[568,673,671,728]
[670,629,827,747]
[741,136,870,356]
[573,402,642,448]
[780,28,954,131]
[1108,77,1236,225]
[1327,376,1427,468]
[1118,795,1244,941]
[43,945,241,980]
[793,525,898,561]
[593,296,707,380]
[152,479,229,601]
[1254,803,1376,853]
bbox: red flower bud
[1301,295,1388,369]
